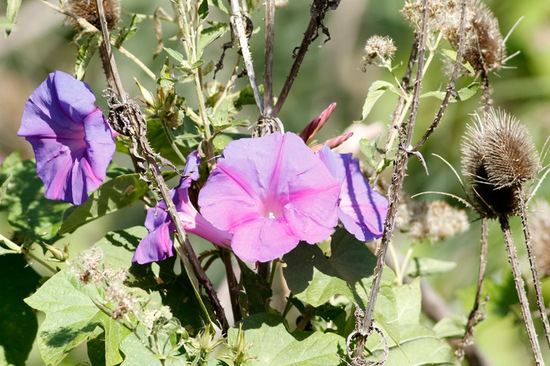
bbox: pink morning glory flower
[17,71,115,205]
[198,132,341,263]
[317,145,388,242]
[133,151,232,264]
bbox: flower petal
[132,222,174,264]
[199,132,340,262]
[18,71,115,205]
[231,219,299,263]
[318,145,388,242]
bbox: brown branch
[221,249,242,323]
[272,0,340,118]
[519,191,550,348]
[230,0,264,115]
[414,0,468,150]
[499,215,544,365]
[457,217,489,361]
[263,0,275,116]
[352,0,429,362]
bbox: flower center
[262,195,283,219]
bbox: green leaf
[235,85,263,110]
[237,259,272,316]
[356,80,398,123]
[75,33,101,80]
[442,48,475,75]
[119,333,163,366]
[228,313,346,365]
[114,14,140,48]
[199,0,209,19]
[406,257,457,277]
[5,0,21,35]
[88,333,107,366]
[433,315,467,338]
[420,83,479,102]
[59,173,149,235]
[23,228,149,365]
[0,255,41,366]
[93,227,146,269]
[283,229,377,307]
[366,335,459,366]
[359,136,384,170]
[197,23,230,58]
[146,117,200,166]
[208,0,229,14]
[24,269,130,366]
[0,173,11,205]
[364,279,459,365]
[164,47,185,64]
[0,153,71,242]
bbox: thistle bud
[461,108,538,218]
[64,0,121,30]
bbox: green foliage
[356,80,399,123]
[364,280,459,365]
[0,152,71,242]
[0,255,40,366]
[4,0,21,36]
[24,268,129,365]
[406,257,457,277]
[59,173,149,235]
[283,229,377,307]
[227,313,346,365]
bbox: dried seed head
[398,200,469,242]
[361,35,397,71]
[64,0,121,30]
[531,200,550,278]
[462,108,538,218]
[402,0,506,73]
[447,0,506,73]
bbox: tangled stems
[173,0,215,170]
[94,0,229,332]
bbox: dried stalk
[499,215,544,365]
[229,0,264,115]
[94,0,229,332]
[519,192,550,348]
[414,0,467,150]
[221,248,242,322]
[263,0,275,116]
[272,0,340,118]
[456,217,489,360]
[352,0,429,362]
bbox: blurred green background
[1,0,550,365]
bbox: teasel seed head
[449,0,506,73]
[64,0,121,30]
[461,108,538,218]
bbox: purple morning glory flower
[198,132,341,263]
[17,71,115,205]
[133,151,232,264]
[317,145,388,242]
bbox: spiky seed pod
[64,0,121,30]
[462,108,538,218]
[461,0,506,73]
